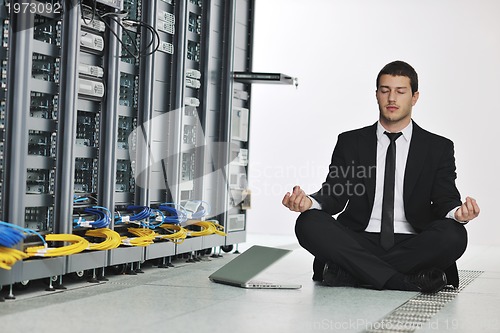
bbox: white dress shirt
[309,120,462,233]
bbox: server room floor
[1,234,499,333]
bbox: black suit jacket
[311,121,462,232]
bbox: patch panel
[117,116,136,149]
[120,30,139,64]
[24,206,53,232]
[30,92,58,119]
[28,130,55,157]
[187,40,200,62]
[183,124,197,145]
[188,12,202,35]
[76,112,99,147]
[74,158,98,194]
[116,159,135,192]
[34,15,62,46]
[26,169,54,195]
[119,73,138,107]
[189,0,202,8]
[32,53,60,83]
[181,152,196,181]
[123,0,141,21]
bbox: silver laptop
[208,245,302,289]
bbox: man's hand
[455,196,480,222]
[282,186,313,212]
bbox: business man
[282,61,480,293]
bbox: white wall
[247,0,500,246]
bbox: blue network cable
[158,203,188,224]
[0,221,46,247]
[126,205,152,221]
[73,206,111,228]
[141,208,165,229]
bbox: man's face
[376,74,419,126]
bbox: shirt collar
[376,120,413,143]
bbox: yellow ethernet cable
[85,228,122,250]
[0,246,29,270]
[120,228,155,247]
[25,234,90,257]
[157,224,188,244]
[189,220,227,237]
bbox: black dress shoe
[323,262,359,287]
[404,268,447,293]
[312,257,326,282]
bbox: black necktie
[381,131,403,250]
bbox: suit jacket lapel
[359,123,377,207]
[404,122,429,201]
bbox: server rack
[0,0,255,288]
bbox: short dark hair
[376,61,418,95]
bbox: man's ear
[412,91,420,106]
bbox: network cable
[79,2,160,61]
[25,234,89,257]
[0,247,28,270]
[187,220,227,237]
[0,221,46,247]
[74,206,112,228]
[121,228,155,247]
[156,224,188,244]
[86,228,121,250]
[0,224,25,248]
[158,202,188,224]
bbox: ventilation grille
[365,270,484,332]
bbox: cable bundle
[121,228,155,247]
[25,234,90,257]
[0,247,28,270]
[0,224,26,248]
[156,224,188,244]
[0,221,46,247]
[85,228,122,250]
[158,203,188,224]
[188,220,227,237]
[79,2,160,61]
[74,206,111,228]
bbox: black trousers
[295,209,468,289]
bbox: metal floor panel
[365,270,484,332]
